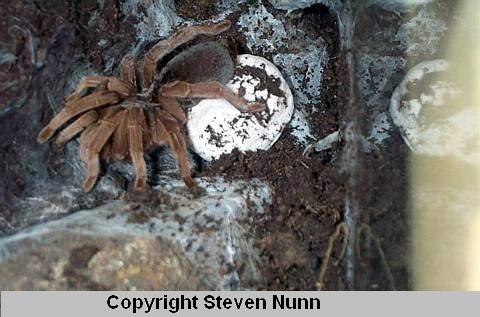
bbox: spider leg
[169,130,196,188]
[93,79,109,93]
[155,108,181,132]
[110,109,129,160]
[74,76,111,93]
[66,76,113,102]
[97,106,123,160]
[127,107,148,191]
[137,106,152,150]
[37,91,121,143]
[79,125,96,164]
[97,103,122,118]
[81,110,124,192]
[81,150,102,192]
[158,96,187,125]
[142,20,232,88]
[160,81,266,113]
[55,110,98,146]
[100,140,113,160]
[120,54,137,89]
[151,111,196,188]
[146,109,161,147]
[79,125,100,192]
[67,77,132,103]
[146,108,172,148]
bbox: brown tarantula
[37,20,264,192]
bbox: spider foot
[125,182,154,203]
[82,176,98,192]
[126,179,151,197]
[132,177,148,192]
[183,176,197,188]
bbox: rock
[0,228,203,290]
[0,177,271,290]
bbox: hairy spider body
[37,20,264,192]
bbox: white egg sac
[187,54,294,161]
[390,59,479,164]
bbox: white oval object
[390,59,479,164]
[187,54,294,161]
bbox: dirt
[3,0,455,291]
[200,5,351,290]
[198,3,418,290]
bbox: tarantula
[37,20,264,192]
